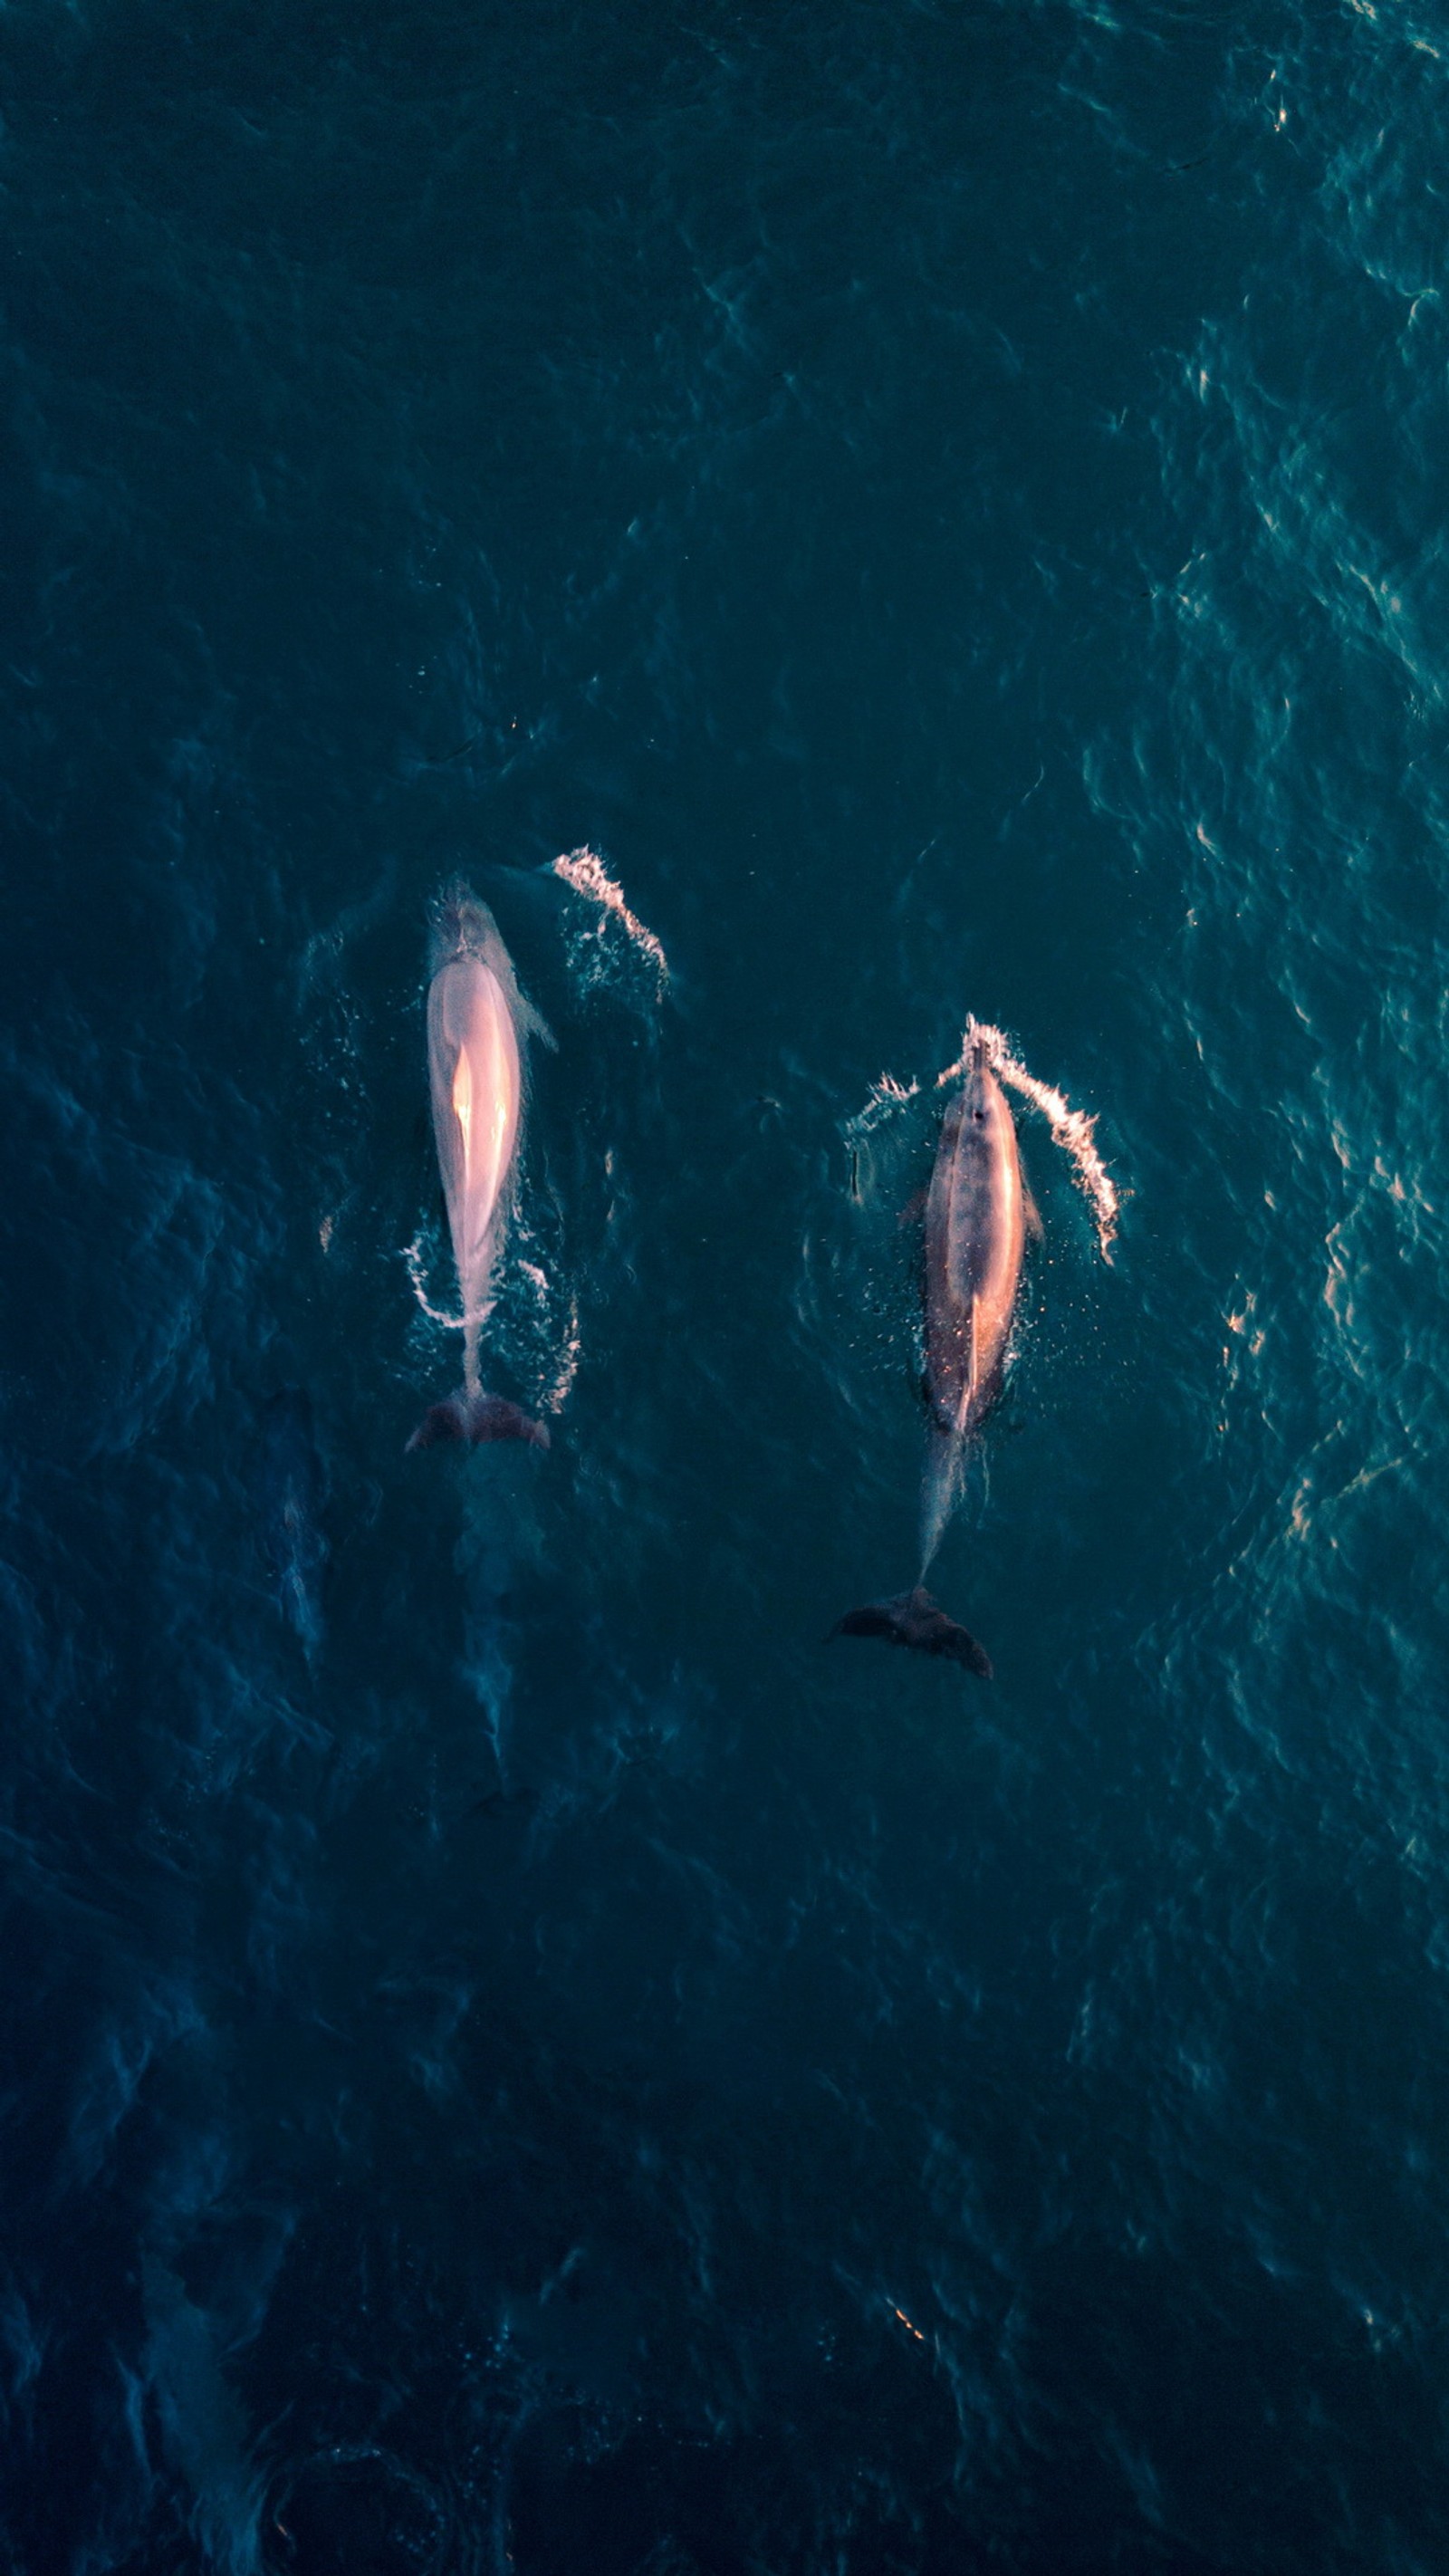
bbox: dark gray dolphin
[834,1027,1031,1680]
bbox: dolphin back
[924,1061,1024,1441]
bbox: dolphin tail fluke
[830,1586,993,1680]
[407,1392,551,1455]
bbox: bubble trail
[843,1071,921,1141]
[552,848,669,993]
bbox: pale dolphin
[407,882,555,1453]
[834,1026,1032,1678]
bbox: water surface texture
[3,4,1447,2570]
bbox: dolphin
[259,1386,328,1659]
[834,1024,1032,1679]
[407,882,555,1453]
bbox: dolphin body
[260,1387,328,1659]
[408,884,555,1453]
[835,1027,1030,1679]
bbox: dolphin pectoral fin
[521,996,558,1052]
[830,1589,993,1679]
[408,1393,551,1454]
[897,1187,928,1227]
[1023,1184,1044,1244]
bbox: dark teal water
[4,4,1448,2569]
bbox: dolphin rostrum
[407,883,556,1453]
[834,1024,1033,1678]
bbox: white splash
[403,1233,465,1329]
[552,848,669,995]
[544,1296,582,1413]
[517,1256,581,1415]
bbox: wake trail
[552,848,669,998]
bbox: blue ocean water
[3,1,1448,2567]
